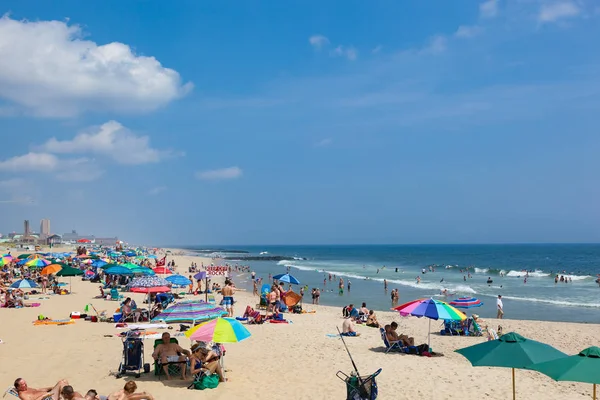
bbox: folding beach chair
[153,338,188,380]
[379,328,404,353]
[3,387,18,399]
[109,288,123,301]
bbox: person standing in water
[496,295,504,319]
[384,279,388,291]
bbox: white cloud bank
[39,120,178,165]
[195,167,243,181]
[0,15,193,117]
[309,35,330,50]
[539,2,580,22]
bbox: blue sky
[0,0,599,245]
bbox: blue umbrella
[273,273,300,285]
[104,266,134,275]
[91,259,107,268]
[166,274,192,287]
[193,271,206,280]
[11,279,39,289]
[129,275,170,288]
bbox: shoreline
[0,246,598,399]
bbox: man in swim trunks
[221,279,235,317]
[151,332,190,380]
[14,377,68,400]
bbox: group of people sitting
[13,378,154,400]
[0,287,25,308]
[342,303,381,327]
[384,321,415,346]
[151,332,226,383]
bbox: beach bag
[193,374,220,390]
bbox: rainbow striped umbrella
[186,317,251,343]
[393,297,466,349]
[0,256,12,267]
[152,300,227,324]
[25,257,51,268]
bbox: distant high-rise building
[40,219,51,238]
[24,220,30,236]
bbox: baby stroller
[335,327,381,399]
[116,330,150,378]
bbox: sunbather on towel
[151,332,190,380]
[14,377,68,400]
[388,322,414,346]
[107,381,154,400]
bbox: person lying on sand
[107,381,154,400]
[387,322,415,346]
[151,332,190,380]
[14,377,68,400]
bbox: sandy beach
[1,247,598,400]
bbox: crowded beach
[1,243,599,400]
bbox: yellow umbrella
[41,264,63,275]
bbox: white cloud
[480,0,499,18]
[148,186,167,195]
[0,152,59,171]
[539,2,580,22]
[39,120,179,165]
[0,15,193,117]
[54,158,104,182]
[315,138,333,147]
[455,25,483,38]
[421,36,447,54]
[331,45,358,61]
[309,35,330,50]
[195,167,243,181]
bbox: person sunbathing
[189,342,226,382]
[151,332,190,380]
[341,317,361,336]
[365,310,380,328]
[388,322,414,346]
[107,382,154,400]
[60,386,85,400]
[14,377,68,400]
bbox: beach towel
[33,319,74,326]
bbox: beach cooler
[114,313,123,323]
[70,312,81,319]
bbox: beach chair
[3,387,18,398]
[153,338,187,380]
[379,328,403,353]
[109,288,123,301]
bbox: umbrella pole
[428,319,431,351]
[512,368,516,400]
[594,383,596,400]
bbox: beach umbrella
[41,264,63,275]
[186,317,251,343]
[104,266,134,276]
[25,257,51,268]
[193,271,206,280]
[17,254,31,259]
[449,297,484,309]
[526,346,600,400]
[153,267,173,275]
[456,332,567,400]
[152,300,227,324]
[84,270,95,277]
[10,279,38,289]
[99,263,120,269]
[129,275,170,288]
[56,266,83,293]
[272,273,300,285]
[0,256,12,267]
[131,286,171,294]
[91,260,107,268]
[165,274,192,287]
[393,297,466,349]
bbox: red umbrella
[131,286,171,293]
[153,267,173,275]
[77,239,92,243]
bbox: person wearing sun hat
[189,341,226,382]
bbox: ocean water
[182,244,600,324]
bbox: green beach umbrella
[526,346,600,400]
[56,266,83,294]
[17,254,32,259]
[456,332,567,400]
